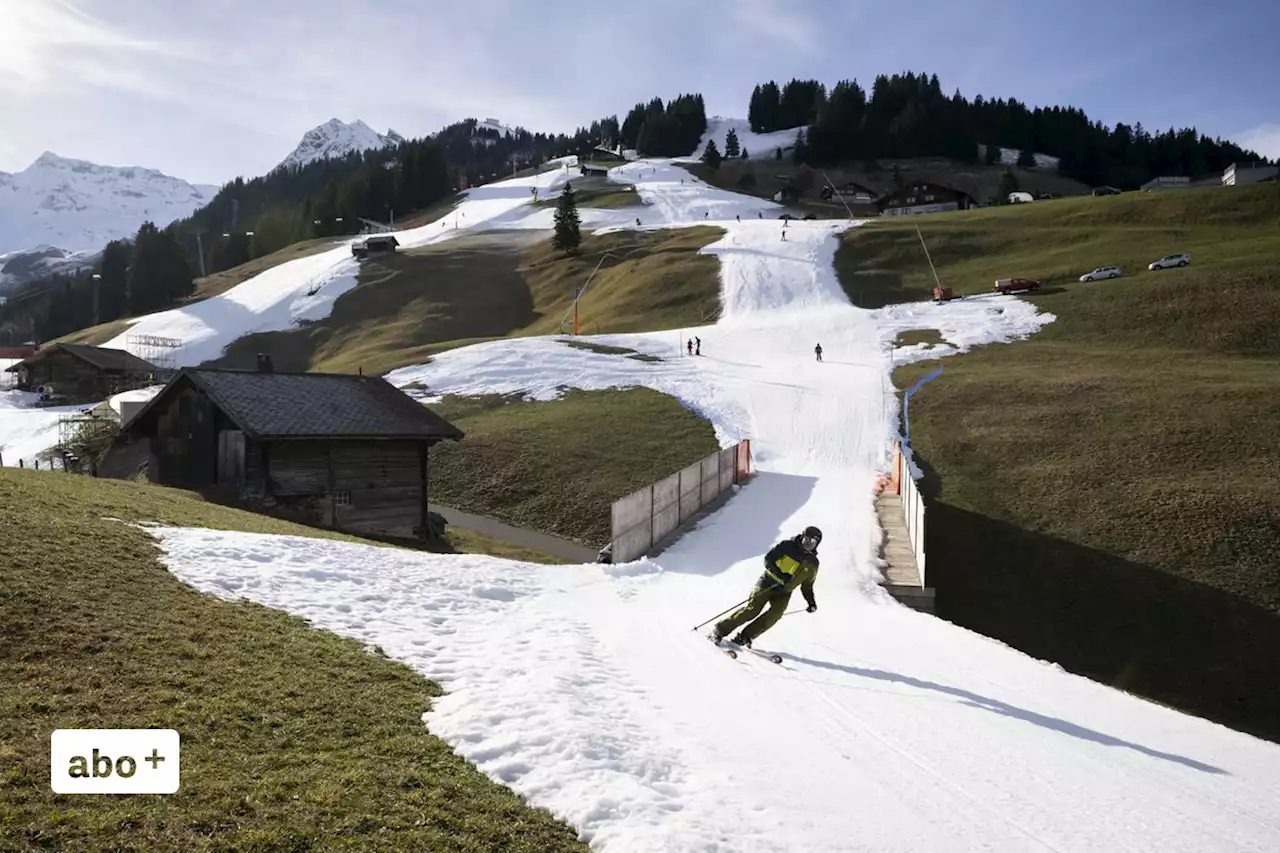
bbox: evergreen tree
[983,143,1001,165]
[126,223,166,315]
[1017,147,1037,168]
[95,240,130,324]
[791,129,809,165]
[892,164,904,188]
[552,182,582,255]
[741,147,749,159]
[701,138,722,169]
[998,167,1020,202]
[724,128,740,159]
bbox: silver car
[1079,265,1122,282]
[1149,252,1191,270]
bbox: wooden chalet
[4,343,160,399]
[351,234,399,259]
[877,181,976,216]
[122,360,464,541]
[821,180,878,204]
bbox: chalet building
[122,362,464,542]
[877,182,976,217]
[580,163,610,177]
[821,180,879,204]
[351,234,399,259]
[4,343,160,400]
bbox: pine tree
[724,128,740,159]
[791,129,808,165]
[998,167,1020,202]
[95,240,130,323]
[892,164,904,188]
[1017,147,1037,168]
[552,181,582,254]
[983,143,1001,166]
[701,138,722,169]
[741,147,749,159]
[127,222,166,315]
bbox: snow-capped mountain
[0,245,101,294]
[0,152,218,260]
[275,119,404,171]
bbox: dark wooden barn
[5,343,160,400]
[123,363,464,541]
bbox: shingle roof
[5,342,157,373]
[132,368,463,441]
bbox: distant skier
[814,343,823,362]
[695,337,702,356]
[687,339,693,356]
[712,527,821,647]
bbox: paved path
[433,504,600,564]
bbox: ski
[708,634,782,664]
[734,644,783,665]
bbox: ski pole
[691,595,753,632]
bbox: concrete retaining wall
[610,440,751,563]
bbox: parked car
[779,213,795,221]
[1149,252,1191,270]
[994,277,1041,294]
[1080,265,1122,282]
[802,213,818,221]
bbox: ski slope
[133,159,1280,851]
[99,158,598,367]
[691,116,807,162]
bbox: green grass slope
[428,388,722,547]
[0,468,587,851]
[867,184,1280,740]
[204,226,723,375]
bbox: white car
[1079,265,1122,282]
[1149,252,1191,270]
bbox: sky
[2,0,1279,186]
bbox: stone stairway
[874,490,936,614]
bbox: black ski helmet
[801,526,822,548]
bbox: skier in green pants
[712,526,821,647]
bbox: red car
[994,277,1041,294]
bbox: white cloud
[0,0,202,97]
[1235,123,1280,161]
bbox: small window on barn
[332,490,352,506]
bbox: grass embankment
[534,180,643,210]
[427,389,722,547]
[862,183,1280,740]
[205,226,724,375]
[0,468,587,851]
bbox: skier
[687,339,693,356]
[695,337,702,356]
[711,526,821,648]
[814,343,823,362]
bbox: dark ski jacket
[761,536,819,607]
